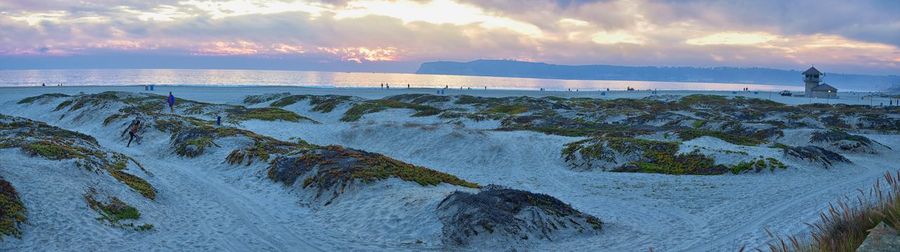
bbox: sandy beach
[1,85,898,251]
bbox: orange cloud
[195,41,262,55]
[317,46,398,63]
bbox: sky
[1,0,899,75]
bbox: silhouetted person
[126,119,142,147]
[121,117,143,137]
[167,92,176,113]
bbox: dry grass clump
[226,138,314,166]
[108,171,156,200]
[152,114,311,161]
[351,150,479,188]
[562,137,724,175]
[17,93,69,104]
[341,100,441,121]
[267,145,479,204]
[226,107,313,123]
[84,188,153,231]
[22,140,89,160]
[729,158,787,174]
[291,145,480,189]
[765,171,900,251]
[0,177,26,239]
[243,92,291,105]
[677,128,766,146]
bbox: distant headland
[416,60,900,91]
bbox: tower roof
[812,83,837,91]
[803,66,822,75]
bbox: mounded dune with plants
[3,90,605,249]
[3,87,900,251]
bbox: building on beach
[803,66,837,98]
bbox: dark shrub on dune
[436,185,601,246]
[783,145,851,168]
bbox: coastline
[0,84,892,106]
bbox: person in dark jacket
[121,118,141,137]
[167,92,176,113]
[126,119,142,147]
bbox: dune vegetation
[84,189,153,231]
[766,171,900,251]
[0,177,25,239]
[1,114,156,200]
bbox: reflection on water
[0,69,803,91]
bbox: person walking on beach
[126,119,142,147]
[167,92,176,113]
[121,118,139,138]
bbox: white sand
[1,85,898,251]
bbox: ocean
[0,69,803,91]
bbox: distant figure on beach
[167,92,176,113]
[216,115,222,126]
[407,84,410,89]
[42,83,45,87]
[124,118,142,147]
[380,83,383,88]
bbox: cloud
[0,0,898,74]
[686,32,778,46]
